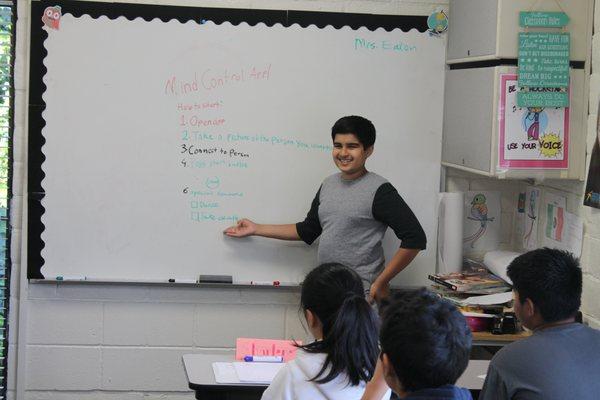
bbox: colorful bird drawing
[42,6,61,31]
[463,194,495,248]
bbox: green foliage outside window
[0,6,10,208]
[0,4,11,398]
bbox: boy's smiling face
[332,133,373,180]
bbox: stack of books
[428,269,510,294]
[429,263,515,331]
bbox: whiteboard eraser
[198,274,233,284]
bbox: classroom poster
[542,211,584,257]
[463,191,501,253]
[515,191,526,239]
[542,192,567,244]
[522,186,541,250]
[498,74,569,169]
[584,103,600,209]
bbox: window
[0,2,13,398]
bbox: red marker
[250,280,280,286]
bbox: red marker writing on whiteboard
[250,280,280,286]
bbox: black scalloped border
[28,0,427,279]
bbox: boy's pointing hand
[223,218,257,237]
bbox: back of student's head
[380,288,471,392]
[331,115,376,149]
[300,263,379,385]
[507,247,581,323]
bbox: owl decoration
[42,6,62,31]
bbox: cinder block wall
[8,1,448,399]
[23,284,305,397]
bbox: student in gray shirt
[479,248,600,400]
[224,116,426,304]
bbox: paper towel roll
[438,192,464,274]
[483,250,521,284]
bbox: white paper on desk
[213,362,240,384]
[483,250,520,284]
[233,362,285,383]
[542,211,583,258]
[460,291,513,306]
[462,311,495,318]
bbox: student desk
[183,351,264,400]
[182,352,490,400]
[472,330,531,347]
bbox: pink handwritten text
[236,338,300,362]
[164,64,272,96]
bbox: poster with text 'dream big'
[38,15,445,284]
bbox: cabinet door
[443,67,495,174]
[448,0,499,61]
[448,0,593,63]
[443,66,586,180]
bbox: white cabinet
[442,0,591,180]
[447,0,593,63]
[442,66,586,180]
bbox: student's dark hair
[299,263,379,385]
[507,247,582,322]
[379,288,471,392]
[331,115,376,149]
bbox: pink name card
[235,338,300,362]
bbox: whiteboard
[37,14,445,284]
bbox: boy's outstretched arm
[361,358,390,400]
[223,219,301,241]
[224,186,321,243]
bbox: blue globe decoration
[428,11,448,34]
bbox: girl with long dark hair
[262,263,386,400]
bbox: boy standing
[479,248,600,400]
[224,116,426,303]
[378,288,473,399]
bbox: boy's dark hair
[379,288,471,392]
[331,116,376,148]
[299,263,379,386]
[507,247,582,322]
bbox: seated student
[479,248,600,400]
[261,263,388,400]
[377,288,473,400]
